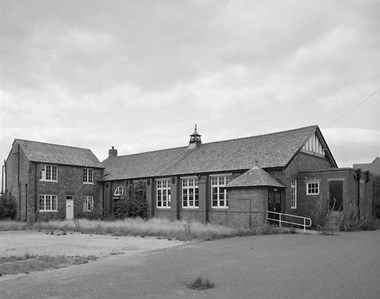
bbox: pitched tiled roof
[102,125,319,181]
[15,139,104,168]
[226,167,285,188]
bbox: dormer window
[40,165,58,181]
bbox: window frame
[210,175,231,208]
[83,196,94,212]
[306,181,320,195]
[40,165,58,182]
[39,194,58,212]
[83,168,94,184]
[156,179,171,208]
[182,177,199,209]
[291,179,297,209]
[114,186,127,196]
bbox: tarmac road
[1,230,379,299]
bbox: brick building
[2,126,374,227]
[2,139,104,222]
[354,157,380,217]
[100,125,374,227]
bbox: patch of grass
[31,218,293,241]
[0,254,98,276]
[24,252,37,259]
[187,276,215,290]
[0,220,30,231]
[318,230,335,235]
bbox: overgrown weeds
[187,276,215,290]
[2,218,299,241]
[28,218,292,241]
[312,200,378,232]
[0,254,97,276]
[0,220,30,231]
[339,203,377,231]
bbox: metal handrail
[266,211,312,232]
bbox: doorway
[268,189,282,223]
[329,181,343,211]
[66,196,74,220]
[268,189,282,213]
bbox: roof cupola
[188,124,202,149]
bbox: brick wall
[5,142,31,221]
[209,210,229,225]
[103,172,270,226]
[283,151,336,216]
[227,188,267,228]
[104,180,126,217]
[296,168,373,223]
[32,164,102,222]
[104,179,151,219]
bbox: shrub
[114,181,147,219]
[339,203,358,231]
[312,199,335,230]
[338,203,377,231]
[187,276,215,290]
[0,192,17,220]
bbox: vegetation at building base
[0,220,29,230]
[338,203,377,231]
[0,218,295,241]
[113,182,148,219]
[312,199,332,230]
[0,253,97,277]
[0,192,17,220]
[373,175,380,218]
[312,199,378,232]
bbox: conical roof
[226,166,285,188]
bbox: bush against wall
[114,181,147,219]
[312,199,333,230]
[0,192,17,220]
[373,175,380,218]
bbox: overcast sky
[1,0,379,179]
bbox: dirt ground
[1,231,379,298]
[0,230,185,258]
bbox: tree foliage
[114,181,147,219]
[0,192,17,220]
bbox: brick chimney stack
[108,146,118,157]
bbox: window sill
[83,182,95,185]
[39,210,58,212]
[157,207,171,209]
[211,207,228,209]
[39,180,58,183]
[182,207,199,209]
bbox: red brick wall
[5,142,31,221]
[282,151,335,216]
[33,164,103,221]
[296,169,373,223]
[227,188,267,228]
